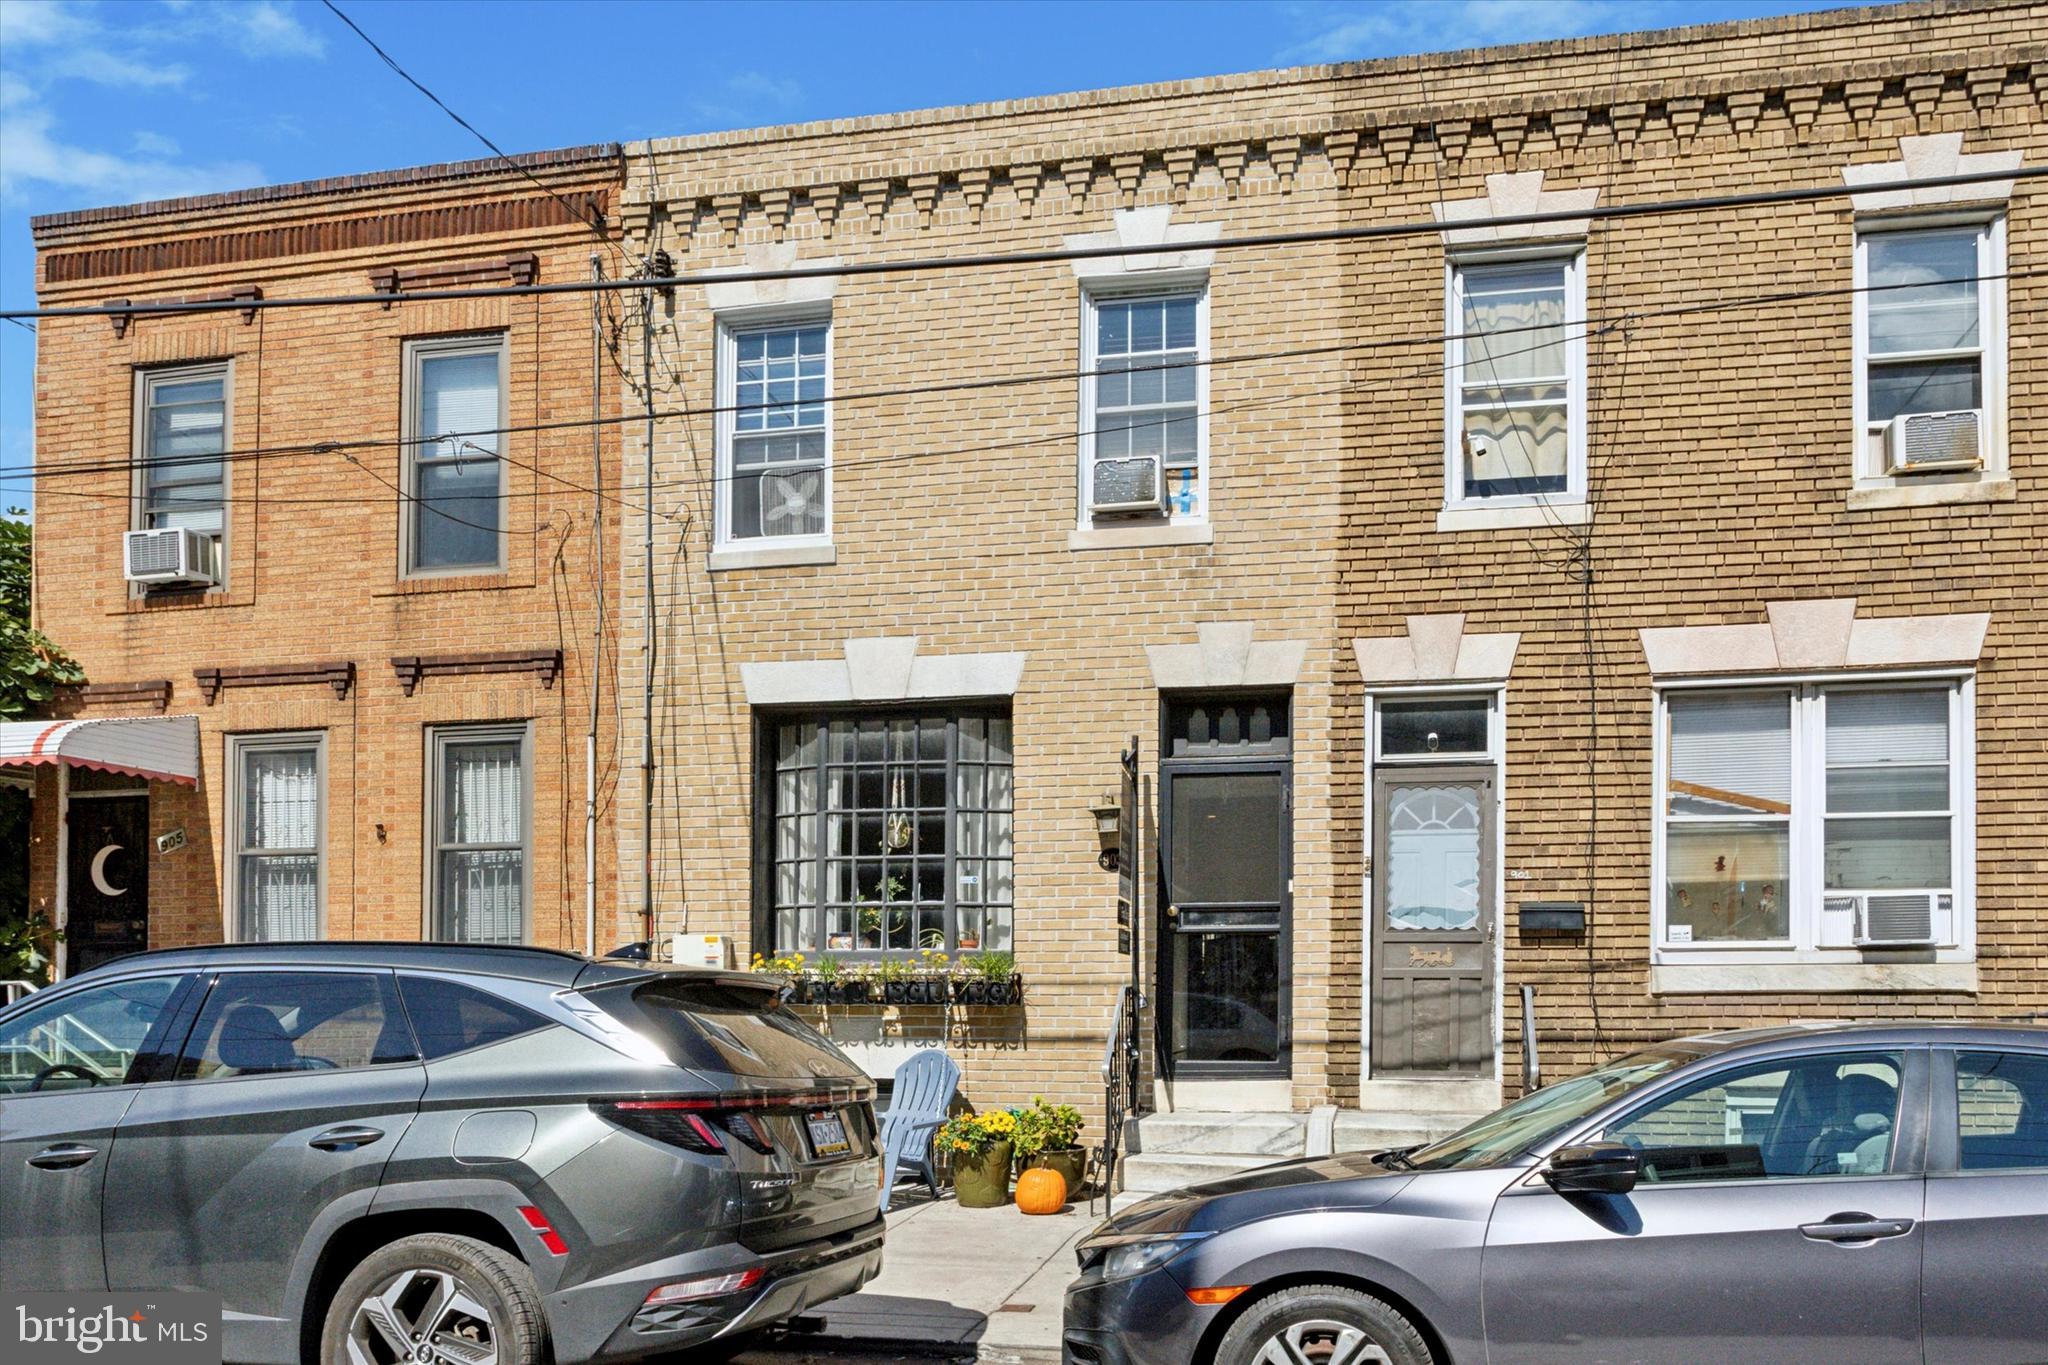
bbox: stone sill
[1651,961,1978,995]
[1067,522,1214,552]
[1435,500,1591,533]
[708,541,838,572]
[1847,478,2017,511]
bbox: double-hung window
[1445,252,1586,507]
[1657,682,1970,954]
[405,336,506,574]
[228,733,325,941]
[764,711,1013,955]
[1081,289,1206,524]
[428,723,529,944]
[718,315,830,545]
[136,363,228,569]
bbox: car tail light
[591,1087,865,1156]
[643,1267,764,1305]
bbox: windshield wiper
[1372,1145,1419,1171]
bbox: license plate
[806,1110,852,1158]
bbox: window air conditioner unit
[1089,453,1167,517]
[123,528,216,587]
[1885,410,1982,475]
[1844,891,1946,947]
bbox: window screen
[410,342,504,571]
[726,321,828,541]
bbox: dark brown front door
[1371,767,1493,1074]
[67,794,150,973]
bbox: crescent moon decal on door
[90,844,127,898]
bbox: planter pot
[782,978,813,1005]
[1020,1146,1087,1194]
[827,980,870,1005]
[953,978,988,1006]
[910,976,950,1006]
[882,979,914,1005]
[952,1141,1014,1208]
[982,974,1024,1006]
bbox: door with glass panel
[1372,766,1494,1074]
[1158,697,1291,1080]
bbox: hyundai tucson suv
[0,942,884,1365]
[1066,1022,2048,1365]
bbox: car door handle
[308,1126,384,1153]
[1799,1212,1915,1243]
[28,1143,99,1170]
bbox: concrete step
[1118,1151,1286,1195]
[1127,1110,1306,1157]
[1332,1109,1480,1153]
[1355,1077,1502,1115]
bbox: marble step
[1116,1151,1285,1195]
[1126,1110,1307,1157]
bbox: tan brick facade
[614,0,2047,1121]
[26,149,627,963]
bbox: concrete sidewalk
[794,1185,1141,1363]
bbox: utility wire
[317,0,624,271]
[8,165,2041,324]
[8,265,2031,486]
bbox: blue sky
[0,0,1864,510]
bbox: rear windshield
[588,978,855,1081]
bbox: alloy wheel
[1251,1318,1394,1365]
[346,1267,499,1365]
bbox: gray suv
[1066,1023,2048,1365]
[0,942,885,1364]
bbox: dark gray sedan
[1065,1023,2048,1365]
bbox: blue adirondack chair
[876,1049,960,1212]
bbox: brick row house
[20,148,626,970]
[604,0,2045,1149]
[16,3,2046,1160]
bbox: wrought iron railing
[1093,982,1143,1214]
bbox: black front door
[66,794,150,973]
[1157,696,1291,1080]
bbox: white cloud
[1277,0,1667,64]
[0,0,323,209]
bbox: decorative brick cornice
[195,661,354,705]
[105,285,260,338]
[390,649,563,697]
[67,680,174,713]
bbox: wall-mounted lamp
[1090,797,1122,871]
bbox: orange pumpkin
[1015,1165,1067,1215]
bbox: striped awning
[0,716,201,787]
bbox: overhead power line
[7,265,2032,486]
[6,165,2040,324]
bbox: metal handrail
[1520,984,1540,1092]
[2,980,40,1007]
[1092,983,1143,1215]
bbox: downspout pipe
[585,255,603,958]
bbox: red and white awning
[0,716,201,787]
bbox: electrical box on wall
[671,934,732,969]
[1519,902,1587,933]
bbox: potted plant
[940,1109,1019,1208]
[1013,1095,1088,1193]
[812,953,842,1003]
[957,950,1020,1005]
[876,956,914,1004]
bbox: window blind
[1826,689,1947,766]
[1668,692,1792,811]
[418,351,501,455]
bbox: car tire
[320,1232,547,1365]
[1213,1283,1433,1365]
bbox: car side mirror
[1543,1142,1639,1195]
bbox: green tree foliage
[1,511,76,983]
[1,510,84,721]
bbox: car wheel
[320,1232,546,1365]
[1213,1284,1432,1365]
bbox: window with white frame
[428,724,529,944]
[228,733,324,942]
[718,314,830,545]
[1081,289,1206,523]
[405,336,507,573]
[136,363,228,565]
[1657,682,1969,952]
[1445,252,1586,506]
[1854,219,2005,480]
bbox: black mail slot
[1519,902,1587,933]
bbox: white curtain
[440,740,523,943]
[239,746,318,941]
